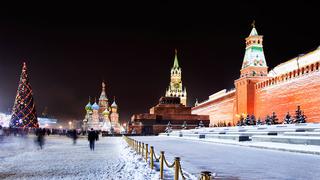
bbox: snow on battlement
[268,47,320,77]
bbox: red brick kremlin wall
[192,49,320,125]
[255,66,320,123]
[192,90,236,126]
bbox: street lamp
[68,121,72,129]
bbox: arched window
[302,67,305,75]
[289,72,292,78]
[293,70,296,77]
[311,64,314,71]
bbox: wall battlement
[256,60,320,90]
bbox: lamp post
[68,121,72,129]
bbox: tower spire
[98,81,108,111]
[173,49,179,68]
[241,21,267,73]
[166,49,187,106]
[249,20,258,36]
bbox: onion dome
[85,102,92,111]
[102,108,110,115]
[111,96,117,108]
[92,102,99,110]
[85,97,92,111]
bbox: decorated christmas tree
[10,62,38,128]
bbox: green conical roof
[173,49,179,68]
[249,27,258,36]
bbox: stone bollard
[200,171,212,180]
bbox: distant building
[83,82,121,132]
[165,49,187,106]
[130,97,209,135]
[192,24,320,125]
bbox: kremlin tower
[165,49,187,106]
[234,22,269,116]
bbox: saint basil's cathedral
[83,82,120,132]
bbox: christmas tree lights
[10,62,38,128]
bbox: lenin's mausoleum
[192,26,320,126]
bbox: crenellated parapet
[255,48,320,90]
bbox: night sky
[0,2,319,122]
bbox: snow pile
[117,139,159,180]
[120,137,198,180]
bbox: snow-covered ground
[0,136,160,180]
[133,136,320,180]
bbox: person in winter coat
[88,128,98,151]
[71,129,78,145]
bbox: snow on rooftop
[268,48,320,77]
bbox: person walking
[35,128,45,149]
[71,129,78,145]
[88,128,98,151]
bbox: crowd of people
[0,126,100,151]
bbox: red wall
[255,71,320,122]
[192,91,236,125]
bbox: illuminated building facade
[165,49,187,106]
[192,25,320,125]
[83,82,120,132]
[130,97,209,135]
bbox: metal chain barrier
[178,161,187,180]
[123,136,212,180]
[153,151,160,162]
[163,155,176,168]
